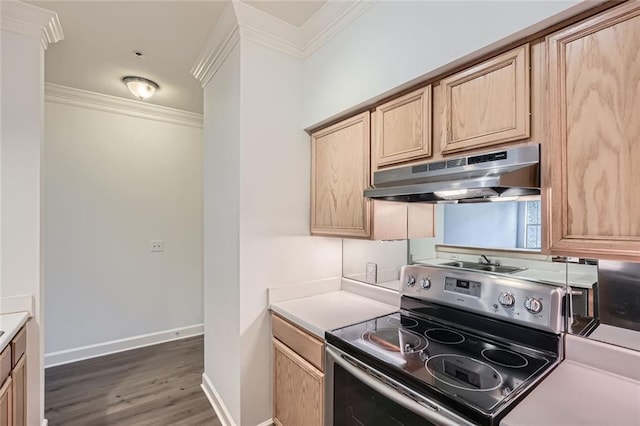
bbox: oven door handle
[327,346,472,426]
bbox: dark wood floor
[45,336,220,426]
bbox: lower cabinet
[0,377,11,426]
[10,357,25,426]
[273,339,323,426]
[0,325,27,426]
[272,314,324,426]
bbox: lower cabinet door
[273,338,323,426]
[0,376,12,426]
[11,356,25,426]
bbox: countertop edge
[269,290,398,340]
[270,305,326,339]
[0,312,30,353]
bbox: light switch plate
[366,262,377,284]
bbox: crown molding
[191,0,376,86]
[233,0,303,58]
[301,1,375,56]
[191,2,240,88]
[45,83,203,129]
[0,1,63,49]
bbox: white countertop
[0,312,29,352]
[270,290,398,339]
[502,334,640,426]
[501,360,640,426]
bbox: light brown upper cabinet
[311,112,371,238]
[441,44,530,154]
[545,2,640,261]
[311,112,436,240]
[374,86,432,167]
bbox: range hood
[364,144,540,203]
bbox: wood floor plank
[45,336,220,425]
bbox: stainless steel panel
[400,265,565,334]
[364,145,540,202]
[597,260,640,331]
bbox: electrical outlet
[150,240,164,252]
[366,262,377,284]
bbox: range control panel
[444,277,482,297]
[400,265,564,334]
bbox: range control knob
[420,277,431,290]
[525,297,543,314]
[498,292,515,308]
[406,275,416,287]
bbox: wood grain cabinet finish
[546,2,640,260]
[311,112,371,238]
[371,201,435,240]
[0,376,12,426]
[375,86,432,167]
[271,315,324,426]
[441,44,530,154]
[10,357,24,426]
[272,314,324,371]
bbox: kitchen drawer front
[11,327,26,368]
[0,347,10,387]
[272,314,324,372]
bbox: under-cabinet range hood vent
[364,144,540,203]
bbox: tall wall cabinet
[546,1,640,260]
[311,112,371,238]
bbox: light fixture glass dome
[122,76,159,100]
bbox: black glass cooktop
[327,310,557,415]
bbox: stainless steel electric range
[325,264,565,426]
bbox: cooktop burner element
[425,328,465,344]
[425,354,503,392]
[387,316,418,328]
[481,348,529,368]
[362,328,428,354]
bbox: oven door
[325,345,476,426]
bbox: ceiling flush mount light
[122,76,159,100]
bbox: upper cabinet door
[441,45,530,154]
[311,112,371,238]
[374,86,432,167]
[546,2,640,260]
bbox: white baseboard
[42,419,48,426]
[44,324,204,368]
[256,420,273,426]
[201,373,237,426]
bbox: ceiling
[246,0,325,26]
[30,0,326,114]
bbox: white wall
[302,0,583,127]
[342,239,407,284]
[43,99,204,355]
[203,44,242,424]
[0,10,50,425]
[237,38,342,425]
